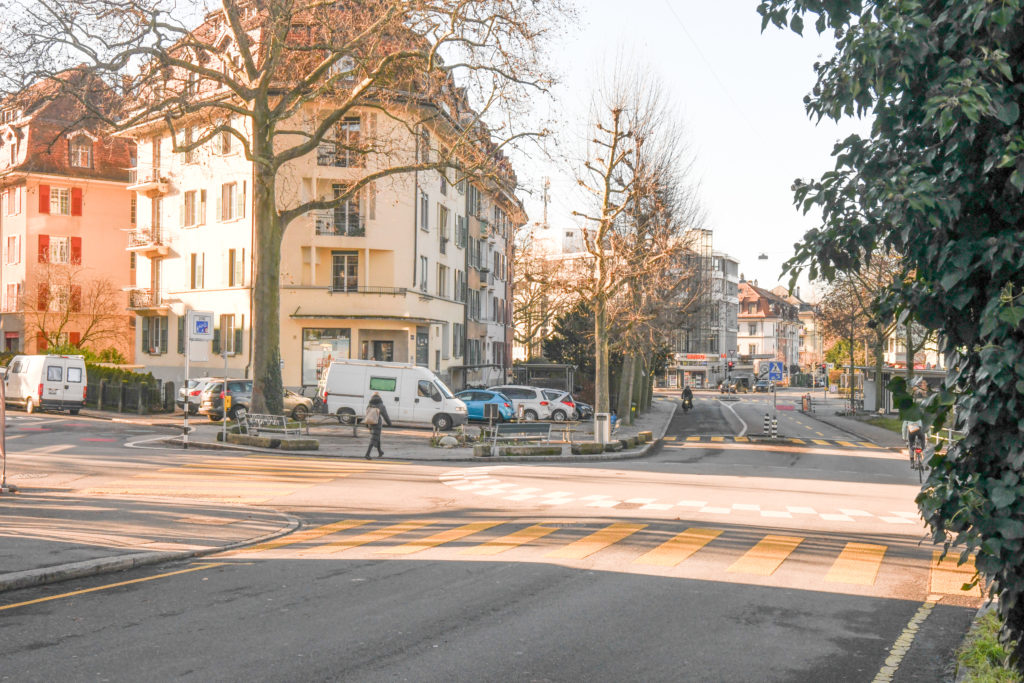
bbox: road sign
[767,361,784,381]
[188,310,215,341]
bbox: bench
[241,412,304,438]
[491,422,552,451]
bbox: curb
[0,511,300,594]
[953,599,999,683]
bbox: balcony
[126,170,170,197]
[316,143,362,168]
[314,212,365,237]
[127,288,169,314]
[329,286,408,295]
[127,229,170,257]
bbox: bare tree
[1,0,573,411]
[569,63,704,429]
[511,229,578,359]
[24,263,131,357]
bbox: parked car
[719,381,736,394]
[574,400,594,420]
[541,389,578,421]
[486,385,553,421]
[3,354,87,414]
[322,359,467,430]
[177,378,220,415]
[199,380,313,421]
[753,380,774,393]
[454,390,515,422]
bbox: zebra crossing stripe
[929,551,982,596]
[728,535,803,576]
[460,524,557,556]
[545,523,647,560]
[826,543,887,585]
[634,528,722,567]
[236,519,372,553]
[314,520,439,555]
[378,521,503,555]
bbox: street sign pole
[183,337,190,449]
[0,379,15,494]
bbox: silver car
[486,385,554,421]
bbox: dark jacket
[682,387,693,400]
[367,396,392,428]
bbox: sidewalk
[802,394,907,448]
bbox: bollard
[117,380,125,413]
[137,382,147,414]
[763,413,770,435]
[771,416,778,439]
[97,379,106,412]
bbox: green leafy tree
[759,0,1024,666]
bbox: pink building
[0,71,135,358]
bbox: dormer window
[70,135,92,168]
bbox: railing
[128,288,161,308]
[316,143,361,168]
[314,213,365,237]
[127,229,162,249]
[330,286,407,295]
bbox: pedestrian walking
[364,393,392,459]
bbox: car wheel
[337,408,356,425]
[25,398,35,414]
[208,414,220,422]
[227,408,239,422]
[291,404,309,421]
[551,409,567,422]
[523,409,538,421]
[69,408,80,415]
[432,413,453,431]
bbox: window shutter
[199,190,206,225]
[225,250,231,287]
[38,235,49,263]
[198,253,204,288]
[159,319,168,354]
[177,316,185,354]
[69,331,81,346]
[234,249,244,286]
[14,235,20,264]
[236,181,245,219]
[38,185,50,214]
[369,183,376,220]
[71,187,83,216]
[37,332,47,352]
[215,189,222,222]
[234,315,243,356]
[70,285,82,312]
[212,318,220,354]
[70,237,82,264]
[141,318,150,353]
[37,283,49,310]
[179,201,185,228]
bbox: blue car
[454,390,515,422]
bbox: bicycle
[908,437,926,482]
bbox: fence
[85,379,174,414]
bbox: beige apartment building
[124,110,519,390]
[0,75,135,358]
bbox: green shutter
[159,319,168,354]
[212,317,220,354]
[234,324,242,356]
[177,316,185,354]
[141,318,150,354]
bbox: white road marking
[839,509,872,517]
[641,503,674,511]
[880,516,916,524]
[732,504,761,511]
[760,511,793,518]
[820,514,856,522]
[625,498,657,504]
[677,500,708,507]
[587,500,621,508]
[787,506,817,515]
[699,507,732,514]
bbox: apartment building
[737,280,802,375]
[0,73,134,357]
[770,285,823,370]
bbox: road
[0,396,980,682]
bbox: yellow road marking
[815,431,824,436]
[686,436,701,442]
[858,442,881,449]
[710,436,724,442]
[546,523,647,560]
[789,438,805,444]
[0,563,229,612]
[460,524,556,556]
[930,551,982,596]
[378,521,502,555]
[728,535,803,576]
[313,520,439,555]
[804,425,814,430]
[635,528,722,567]
[826,543,887,585]
[663,436,677,441]
[734,436,749,442]
[872,597,941,682]
[230,519,372,554]
[811,439,830,445]
[836,440,857,447]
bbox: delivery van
[322,359,467,430]
[3,354,88,414]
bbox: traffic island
[278,438,319,451]
[637,431,653,443]
[571,442,605,455]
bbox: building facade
[736,280,802,377]
[0,75,134,358]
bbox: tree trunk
[905,322,914,389]
[249,122,284,415]
[873,330,885,412]
[617,354,635,426]
[594,298,610,415]
[848,329,856,413]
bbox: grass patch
[865,416,903,434]
[957,611,1022,682]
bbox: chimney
[796,286,801,299]
[754,279,758,288]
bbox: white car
[542,389,578,421]
[487,385,554,421]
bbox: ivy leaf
[991,486,1016,509]
[996,101,1020,126]
[999,305,1024,327]
[997,518,1024,540]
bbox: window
[440,173,448,196]
[5,187,21,215]
[220,314,237,354]
[4,283,21,312]
[227,248,244,286]
[6,235,19,265]
[335,117,360,167]
[219,129,232,155]
[219,182,245,221]
[142,316,167,355]
[331,184,362,235]
[184,190,198,227]
[302,328,351,385]
[438,205,450,253]
[419,256,428,292]
[419,191,429,231]
[455,215,466,248]
[190,252,205,289]
[47,365,63,382]
[130,195,137,225]
[67,367,83,383]
[369,376,397,392]
[331,251,358,292]
[748,323,757,336]
[452,323,463,358]
[454,270,466,302]
[419,129,431,163]
[50,187,71,215]
[69,136,92,168]
[49,236,70,264]
[418,379,441,402]
[437,264,449,298]
[329,54,356,78]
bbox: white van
[4,354,88,414]
[322,359,467,430]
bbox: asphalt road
[0,400,980,682]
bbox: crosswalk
[223,518,982,599]
[662,435,891,449]
[85,455,391,503]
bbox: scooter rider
[681,385,693,410]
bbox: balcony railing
[126,168,170,196]
[329,286,407,295]
[314,212,365,237]
[316,143,362,168]
[127,229,162,249]
[128,288,164,309]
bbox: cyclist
[902,418,925,465]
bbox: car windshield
[433,380,454,399]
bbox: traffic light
[727,361,734,373]
[821,363,826,373]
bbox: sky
[512,0,871,299]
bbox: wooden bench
[241,412,304,438]
[491,422,551,450]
